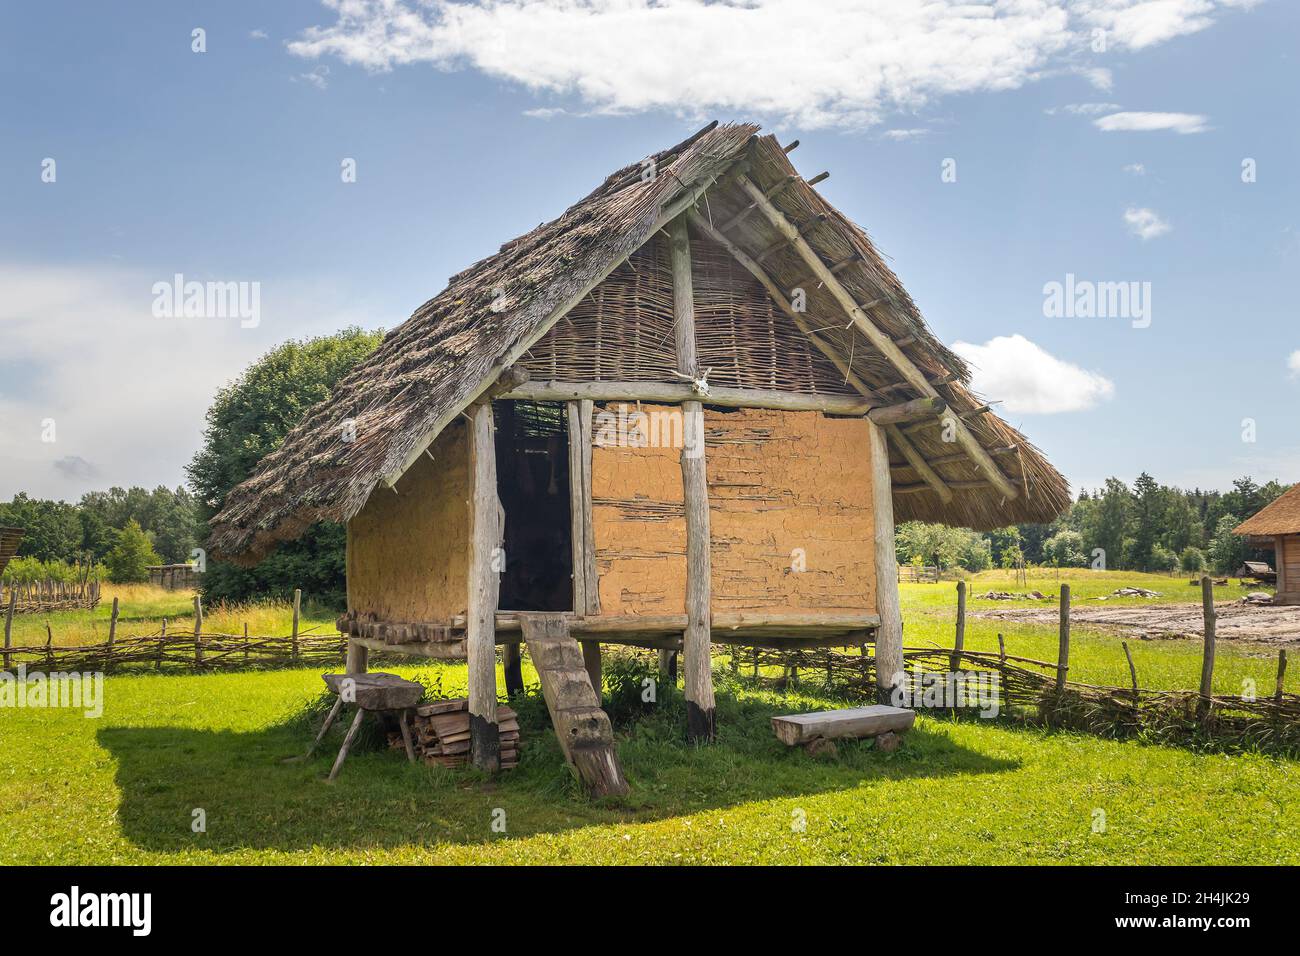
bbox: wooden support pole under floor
[467,400,502,772]
[581,640,603,699]
[868,421,903,703]
[502,641,525,697]
[669,213,716,741]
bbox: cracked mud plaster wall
[347,418,470,622]
[592,405,877,616]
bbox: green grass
[1,661,1297,865]
[1,572,1295,865]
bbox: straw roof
[1233,484,1300,537]
[209,122,1069,564]
[0,527,23,577]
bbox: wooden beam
[868,421,903,704]
[867,396,946,425]
[670,214,716,742]
[567,399,599,614]
[923,444,1019,467]
[737,174,1021,502]
[447,610,883,634]
[507,379,871,415]
[466,401,501,772]
[686,209,882,403]
[900,403,995,436]
[885,424,953,504]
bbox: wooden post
[3,588,14,672]
[1198,575,1216,721]
[244,621,250,664]
[950,581,966,672]
[1276,649,1288,703]
[503,642,525,697]
[567,399,600,615]
[581,641,602,700]
[193,595,204,668]
[1055,584,1070,691]
[670,215,715,742]
[291,588,302,660]
[658,648,678,684]
[105,596,119,673]
[868,421,903,704]
[1122,641,1139,712]
[158,618,166,670]
[467,400,502,771]
[345,638,368,675]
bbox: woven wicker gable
[520,232,856,395]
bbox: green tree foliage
[0,494,83,561]
[1207,515,1247,574]
[1179,546,1206,573]
[1042,529,1087,567]
[104,519,162,583]
[187,327,383,607]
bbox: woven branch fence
[1,578,101,615]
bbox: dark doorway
[494,401,574,612]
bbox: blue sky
[2,0,1297,503]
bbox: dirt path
[974,601,1300,646]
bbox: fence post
[1055,583,1071,692]
[291,588,301,661]
[105,596,119,673]
[1276,649,1288,703]
[1121,640,1139,710]
[1198,575,1216,721]
[45,623,54,669]
[950,581,966,672]
[194,596,204,669]
[244,622,250,664]
[3,588,14,672]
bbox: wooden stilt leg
[328,708,366,782]
[306,696,344,757]
[503,641,525,697]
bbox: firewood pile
[388,698,521,769]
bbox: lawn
[1,572,1295,865]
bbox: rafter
[735,174,1020,502]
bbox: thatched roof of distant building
[209,122,1070,564]
[1234,484,1300,537]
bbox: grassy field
[1,571,1295,865]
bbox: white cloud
[1052,101,1123,115]
[294,64,331,89]
[0,265,367,501]
[1095,110,1209,133]
[250,29,269,40]
[1288,350,1300,378]
[287,0,1252,129]
[882,128,929,140]
[1122,162,1146,174]
[951,334,1115,414]
[1124,206,1171,239]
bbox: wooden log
[1198,575,1216,720]
[950,581,965,672]
[885,424,953,504]
[345,637,369,675]
[1056,584,1070,691]
[658,648,677,684]
[868,421,903,703]
[157,618,166,671]
[291,588,301,660]
[1276,649,1288,703]
[327,708,366,782]
[671,214,715,742]
[193,595,204,668]
[105,596,119,672]
[736,173,1020,501]
[503,641,525,697]
[3,588,14,672]
[508,380,871,416]
[866,397,946,425]
[1122,641,1139,709]
[466,400,502,772]
[771,705,915,746]
[567,399,600,614]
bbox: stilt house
[1233,484,1300,604]
[209,122,1069,777]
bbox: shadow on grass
[97,679,1017,855]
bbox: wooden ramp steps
[772,704,915,753]
[519,614,629,798]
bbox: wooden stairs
[519,614,629,798]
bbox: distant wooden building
[147,564,201,590]
[0,527,24,577]
[1234,485,1300,604]
[209,123,1069,777]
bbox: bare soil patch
[975,601,1300,646]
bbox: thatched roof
[1234,484,1300,537]
[209,122,1069,563]
[0,527,23,577]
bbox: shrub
[1179,547,1207,573]
[104,520,162,584]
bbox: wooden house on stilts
[1233,484,1300,604]
[209,123,1069,792]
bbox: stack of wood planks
[399,699,521,769]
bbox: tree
[187,327,384,606]
[1179,547,1206,573]
[1207,515,1245,574]
[1042,529,1087,567]
[104,520,161,584]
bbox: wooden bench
[772,704,915,755]
[305,673,425,781]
